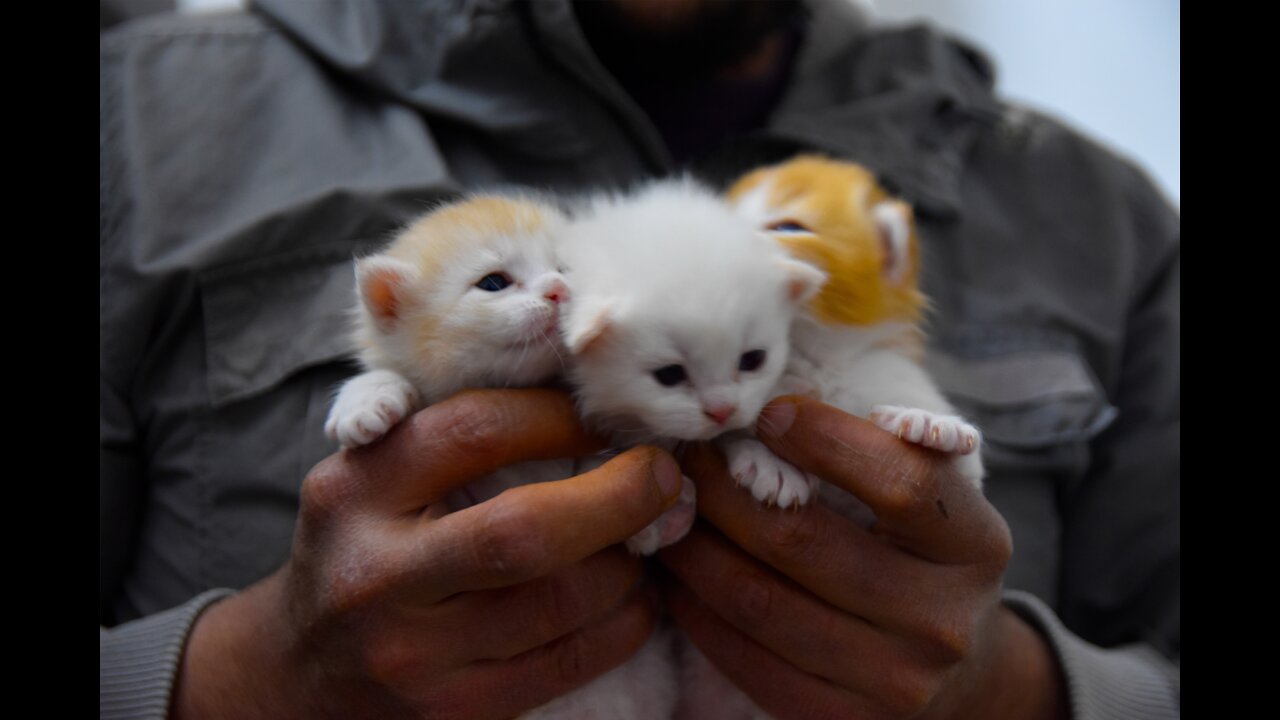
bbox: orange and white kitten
[725,156,983,510]
[674,158,984,720]
[324,195,570,449]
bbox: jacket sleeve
[100,590,235,720]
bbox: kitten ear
[564,299,614,355]
[356,256,421,332]
[872,200,914,285]
[779,257,827,306]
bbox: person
[99,1,1180,718]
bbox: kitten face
[728,156,926,327]
[560,181,824,441]
[355,196,571,399]
[572,299,797,441]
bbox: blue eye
[767,220,812,233]
[476,272,512,291]
[653,364,688,387]
[739,349,766,372]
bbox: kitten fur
[559,179,825,446]
[324,194,571,448]
[532,179,824,720]
[680,155,985,720]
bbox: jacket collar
[252,0,1001,216]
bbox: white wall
[870,0,1180,207]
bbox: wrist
[170,570,305,719]
[946,605,1069,720]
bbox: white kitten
[530,179,824,720]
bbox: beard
[573,0,807,81]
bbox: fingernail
[755,399,797,439]
[653,452,682,499]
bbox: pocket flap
[926,329,1118,449]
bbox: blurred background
[102,0,1180,207]
[870,0,1179,207]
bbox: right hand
[172,388,684,719]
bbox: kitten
[722,156,983,514]
[323,192,695,720]
[325,194,571,450]
[559,178,825,451]
[673,157,984,720]
[536,178,824,720]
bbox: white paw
[869,405,980,455]
[324,369,421,448]
[626,476,697,555]
[723,437,819,509]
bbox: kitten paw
[325,370,421,448]
[869,405,980,455]
[625,475,696,555]
[723,437,819,509]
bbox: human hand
[660,396,1068,720]
[172,388,684,720]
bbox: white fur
[324,197,572,445]
[560,180,823,445]
[325,368,421,448]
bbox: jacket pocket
[925,325,1117,480]
[924,325,1117,601]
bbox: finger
[421,588,659,720]
[431,547,644,666]
[681,442,979,631]
[658,524,957,698]
[755,396,1011,564]
[663,576,876,720]
[410,445,683,598]
[327,388,605,512]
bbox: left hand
[658,396,1068,720]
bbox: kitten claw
[870,405,981,455]
[326,370,421,448]
[722,437,818,509]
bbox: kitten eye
[766,219,812,234]
[475,272,513,292]
[738,349,767,372]
[652,364,688,387]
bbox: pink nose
[544,280,570,305]
[704,405,736,425]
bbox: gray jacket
[100,1,1179,717]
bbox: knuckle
[918,610,974,665]
[433,400,508,457]
[298,456,356,525]
[878,668,942,719]
[552,630,592,686]
[875,454,935,513]
[727,567,776,627]
[759,511,824,564]
[983,516,1014,572]
[474,500,548,580]
[360,634,418,688]
[530,576,589,646]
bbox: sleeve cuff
[100,589,235,720]
[1003,589,1179,720]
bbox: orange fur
[727,156,928,330]
[356,196,559,360]
[386,196,554,281]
